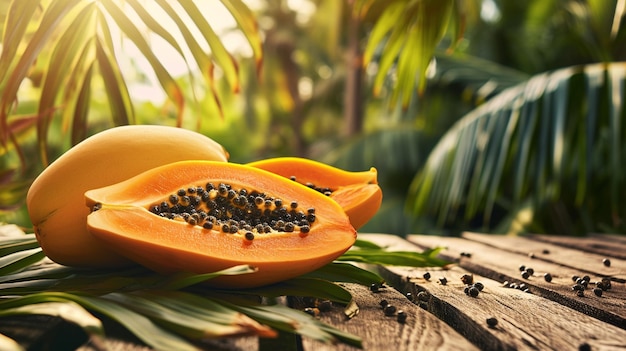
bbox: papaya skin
[85,161,356,288]
[248,157,382,229]
[27,125,229,268]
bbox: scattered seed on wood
[405,292,413,301]
[521,271,530,279]
[603,258,611,267]
[593,287,603,297]
[519,265,526,272]
[544,273,553,282]
[439,277,448,285]
[460,274,473,285]
[379,299,389,308]
[577,290,585,297]
[467,286,480,297]
[423,272,431,280]
[486,317,498,328]
[473,282,484,291]
[397,310,407,323]
[318,300,332,312]
[525,267,534,275]
[384,304,397,316]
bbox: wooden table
[1,233,624,351]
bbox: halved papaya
[248,157,382,229]
[85,161,356,288]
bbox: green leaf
[337,247,449,267]
[0,248,45,276]
[363,0,456,106]
[152,0,222,117]
[0,232,39,257]
[301,262,384,286]
[37,2,96,158]
[179,0,240,93]
[0,300,104,337]
[95,34,133,126]
[0,0,81,159]
[0,0,40,84]
[353,238,383,249]
[156,264,257,290]
[100,0,184,123]
[221,0,263,71]
[102,291,274,339]
[72,293,201,351]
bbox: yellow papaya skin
[27,125,229,268]
[248,157,382,229]
[85,161,356,288]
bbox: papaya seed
[149,183,316,238]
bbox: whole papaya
[27,125,229,267]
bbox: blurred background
[2,0,626,237]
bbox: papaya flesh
[85,161,356,288]
[248,157,382,229]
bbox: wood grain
[362,233,626,351]
[297,283,478,351]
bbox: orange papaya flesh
[248,157,382,229]
[85,161,356,288]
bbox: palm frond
[430,53,531,103]
[0,0,261,166]
[407,62,626,234]
[361,0,459,108]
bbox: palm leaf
[362,0,457,107]
[407,62,626,234]
[0,0,261,166]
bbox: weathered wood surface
[1,233,624,350]
[365,233,626,351]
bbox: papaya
[248,157,382,229]
[27,125,229,268]
[84,160,356,288]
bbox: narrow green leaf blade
[100,0,184,123]
[301,262,384,286]
[0,300,103,336]
[220,0,263,70]
[179,0,240,92]
[0,248,45,276]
